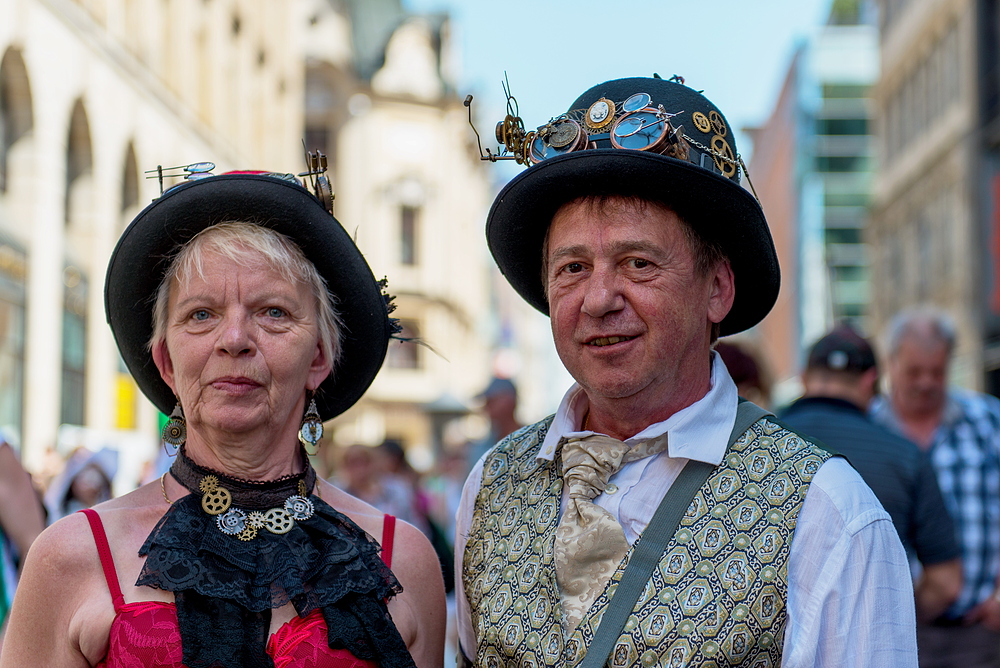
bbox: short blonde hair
[148,222,343,371]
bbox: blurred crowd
[2,303,1000,665]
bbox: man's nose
[581,266,626,317]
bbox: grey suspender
[578,400,772,668]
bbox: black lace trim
[137,460,415,668]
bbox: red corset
[82,508,395,668]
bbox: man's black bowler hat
[486,76,780,336]
[105,172,393,421]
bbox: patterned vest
[463,414,832,668]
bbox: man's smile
[587,335,636,347]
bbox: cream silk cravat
[554,432,670,631]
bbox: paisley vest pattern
[463,415,832,668]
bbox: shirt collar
[538,350,738,465]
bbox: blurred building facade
[870,0,1000,392]
[302,0,495,468]
[0,0,495,477]
[749,1,878,400]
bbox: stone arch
[121,141,140,228]
[62,99,93,427]
[0,47,34,196]
[65,98,93,228]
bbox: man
[456,76,916,667]
[781,325,961,621]
[467,377,523,470]
[871,307,1000,666]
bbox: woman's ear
[151,338,178,395]
[305,341,333,391]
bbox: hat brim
[486,150,779,336]
[105,174,390,421]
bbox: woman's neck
[182,432,304,480]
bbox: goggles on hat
[469,86,746,183]
[143,150,335,214]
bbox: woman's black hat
[105,172,393,421]
[486,76,779,335]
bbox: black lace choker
[169,449,319,541]
[138,448,416,668]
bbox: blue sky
[403,0,835,173]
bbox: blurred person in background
[781,325,962,623]
[0,440,45,644]
[338,443,426,531]
[43,447,118,522]
[872,307,1000,666]
[466,376,522,470]
[0,170,444,667]
[423,446,467,551]
[714,340,772,408]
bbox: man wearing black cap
[467,377,523,470]
[455,76,917,666]
[781,325,962,622]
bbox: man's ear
[707,260,736,325]
[151,338,177,395]
[860,366,880,403]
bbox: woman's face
[152,248,331,438]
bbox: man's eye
[267,307,286,318]
[565,262,584,274]
[631,258,650,269]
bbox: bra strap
[381,514,396,568]
[80,509,125,612]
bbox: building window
[61,268,87,426]
[400,206,419,266]
[387,319,420,369]
[816,118,869,135]
[0,241,26,440]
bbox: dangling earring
[299,397,323,455]
[161,403,186,454]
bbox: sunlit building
[869,0,1000,392]
[0,0,495,480]
[748,0,878,399]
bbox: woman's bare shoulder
[0,513,109,667]
[27,510,100,571]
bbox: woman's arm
[387,518,446,668]
[0,513,107,667]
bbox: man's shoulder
[950,387,1000,420]
[762,410,841,459]
[781,397,922,461]
[488,416,555,459]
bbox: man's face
[888,336,950,417]
[544,198,733,408]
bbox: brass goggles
[476,91,741,180]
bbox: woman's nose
[216,312,256,356]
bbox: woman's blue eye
[192,310,210,321]
[268,307,285,318]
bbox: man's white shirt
[455,353,918,667]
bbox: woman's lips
[211,377,262,394]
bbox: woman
[0,171,446,667]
